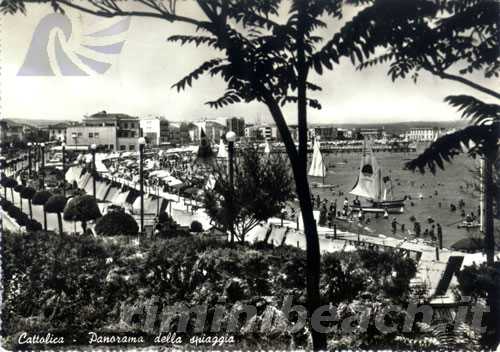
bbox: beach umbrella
[451,237,484,252]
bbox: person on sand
[391,218,398,234]
[414,222,421,237]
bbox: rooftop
[86,111,139,120]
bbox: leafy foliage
[31,190,52,206]
[190,220,203,233]
[2,230,417,349]
[333,0,500,84]
[44,195,67,214]
[444,95,500,125]
[20,186,36,200]
[63,195,101,222]
[203,146,293,241]
[405,122,499,174]
[95,211,139,237]
[457,263,499,301]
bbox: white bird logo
[18,13,130,76]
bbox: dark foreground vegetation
[1,228,488,350]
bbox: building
[359,128,383,139]
[226,117,245,137]
[405,127,445,142]
[47,122,69,142]
[308,126,338,141]
[244,125,261,140]
[191,120,226,143]
[139,117,172,146]
[65,111,141,151]
[0,119,36,143]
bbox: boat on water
[349,139,405,214]
[457,221,481,229]
[309,138,336,188]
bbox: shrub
[45,195,67,236]
[63,195,101,233]
[32,190,52,206]
[190,220,203,233]
[25,219,43,232]
[95,211,138,237]
[13,185,24,193]
[20,186,36,200]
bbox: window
[78,132,82,137]
[109,144,114,150]
[120,145,126,151]
[129,145,135,151]
[89,133,93,138]
[123,123,128,129]
[94,132,99,137]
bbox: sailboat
[350,139,405,214]
[217,139,228,158]
[264,140,271,155]
[309,139,333,188]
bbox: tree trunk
[19,197,23,212]
[3,187,6,199]
[10,188,14,203]
[28,200,33,220]
[261,89,326,350]
[43,209,47,231]
[294,2,327,348]
[57,212,63,236]
[81,220,87,233]
[484,149,499,346]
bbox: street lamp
[27,142,32,179]
[72,132,78,148]
[90,143,97,198]
[226,130,237,243]
[138,137,146,236]
[62,142,66,197]
[40,143,45,189]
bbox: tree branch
[51,0,207,28]
[435,70,500,100]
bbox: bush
[25,219,43,232]
[45,195,67,214]
[13,185,24,193]
[63,195,101,222]
[95,211,139,237]
[32,190,52,206]
[20,186,36,200]
[190,220,203,233]
[16,213,29,227]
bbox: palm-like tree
[20,186,36,219]
[13,185,24,212]
[45,195,67,236]
[32,190,52,231]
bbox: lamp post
[72,132,78,149]
[40,143,45,189]
[138,137,146,235]
[62,142,66,197]
[226,130,237,243]
[27,142,32,179]
[90,144,97,198]
[33,143,38,172]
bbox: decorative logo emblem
[18,13,131,76]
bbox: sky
[2,1,498,125]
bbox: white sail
[217,139,228,158]
[308,140,326,178]
[264,140,271,155]
[350,141,382,201]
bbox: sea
[306,151,487,248]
